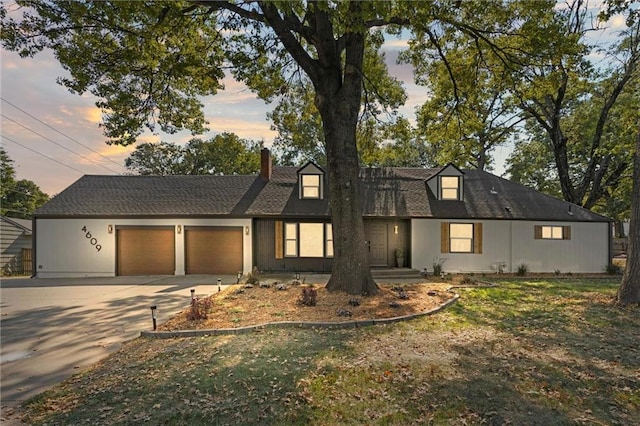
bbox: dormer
[426,163,465,201]
[297,161,325,199]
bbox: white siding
[35,218,253,278]
[411,219,610,274]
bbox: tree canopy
[125,133,262,176]
[0,148,49,218]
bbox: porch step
[371,268,423,280]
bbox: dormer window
[301,174,321,199]
[297,161,324,200]
[426,163,464,201]
[440,176,460,200]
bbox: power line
[1,113,122,174]
[1,97,127,171]
[1,134,88,175]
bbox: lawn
[19,278,639,425]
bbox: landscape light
[217,278,222,292]
[150,305,157,331]
[237,271,242,284]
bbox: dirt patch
[159,282,454,331]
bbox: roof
[34,168,610,222]
[0,215,32,233]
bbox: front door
[366,222,388,266]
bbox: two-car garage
[115,226,244,276]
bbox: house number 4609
[81,226,102,252]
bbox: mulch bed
[158,281,455,331]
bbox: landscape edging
[140,291,460,339]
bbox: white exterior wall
[411,219,610,274]
[35,218,253,278]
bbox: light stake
[150,305,157,331]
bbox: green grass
[21,278,639,425]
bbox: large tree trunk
[617,119,640,305]
[320,97,378,295]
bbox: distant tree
[124,141,186,176]
[0,148,49,218]
[182,133,262,175]
[124,134,261,176]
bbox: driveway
[0,275,236,419]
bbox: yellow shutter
[474,223,483,254]
[441,222,449,253]
[275,221,283,259]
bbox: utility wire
[2,187,48,199]
[1,113,121,174]
[1,134,87,175]
[1,97,127,171]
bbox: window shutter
[563,226,571,240]
[534,225,542,239]
[441,222,449,253]
[474,223,483,254]
[275,221,283,259]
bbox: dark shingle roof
[34,175,260,216]
[34,168,610,222]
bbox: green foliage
[0,148,49,218]
[516,263,529,276]
[124,133,261,176]
[432,257,446,276]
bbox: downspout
[31,216,37,278]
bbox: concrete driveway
[0,274,236,419]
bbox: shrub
[516,263,529,276]
[299,287,317,306]
[246,266,261,285]
[460,275,476,285]
[187,297,213,320]
[432,257,446,276]
[605,263,623,275]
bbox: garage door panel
[117,228,175,276]
[186,227,242,275]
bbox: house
[31,149,612,278]
[1,215,33,276]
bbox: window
[535,225,570,240]
[326,223,333,257]
[301,174,321,199]
[299,223,324,257]
[450,223,473,252]
[285,223,297,256]
[280,222,333,258]
[441,222,483,254]
[440,176,460,200]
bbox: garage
[116,227,175,276]
[185,227,243,274]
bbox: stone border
[140,290,460,339]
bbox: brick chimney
[260,148,272,181]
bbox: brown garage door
[185,227,243,275]
[117,227,175,276]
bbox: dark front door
[366,222,388,266]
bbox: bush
[432,257,446,276]
[246,266,261,284]
[187,297,213,320]
[516,263,529,276]
[605,263,623,275]
[298,287,317,306]
[460,275,477,285]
